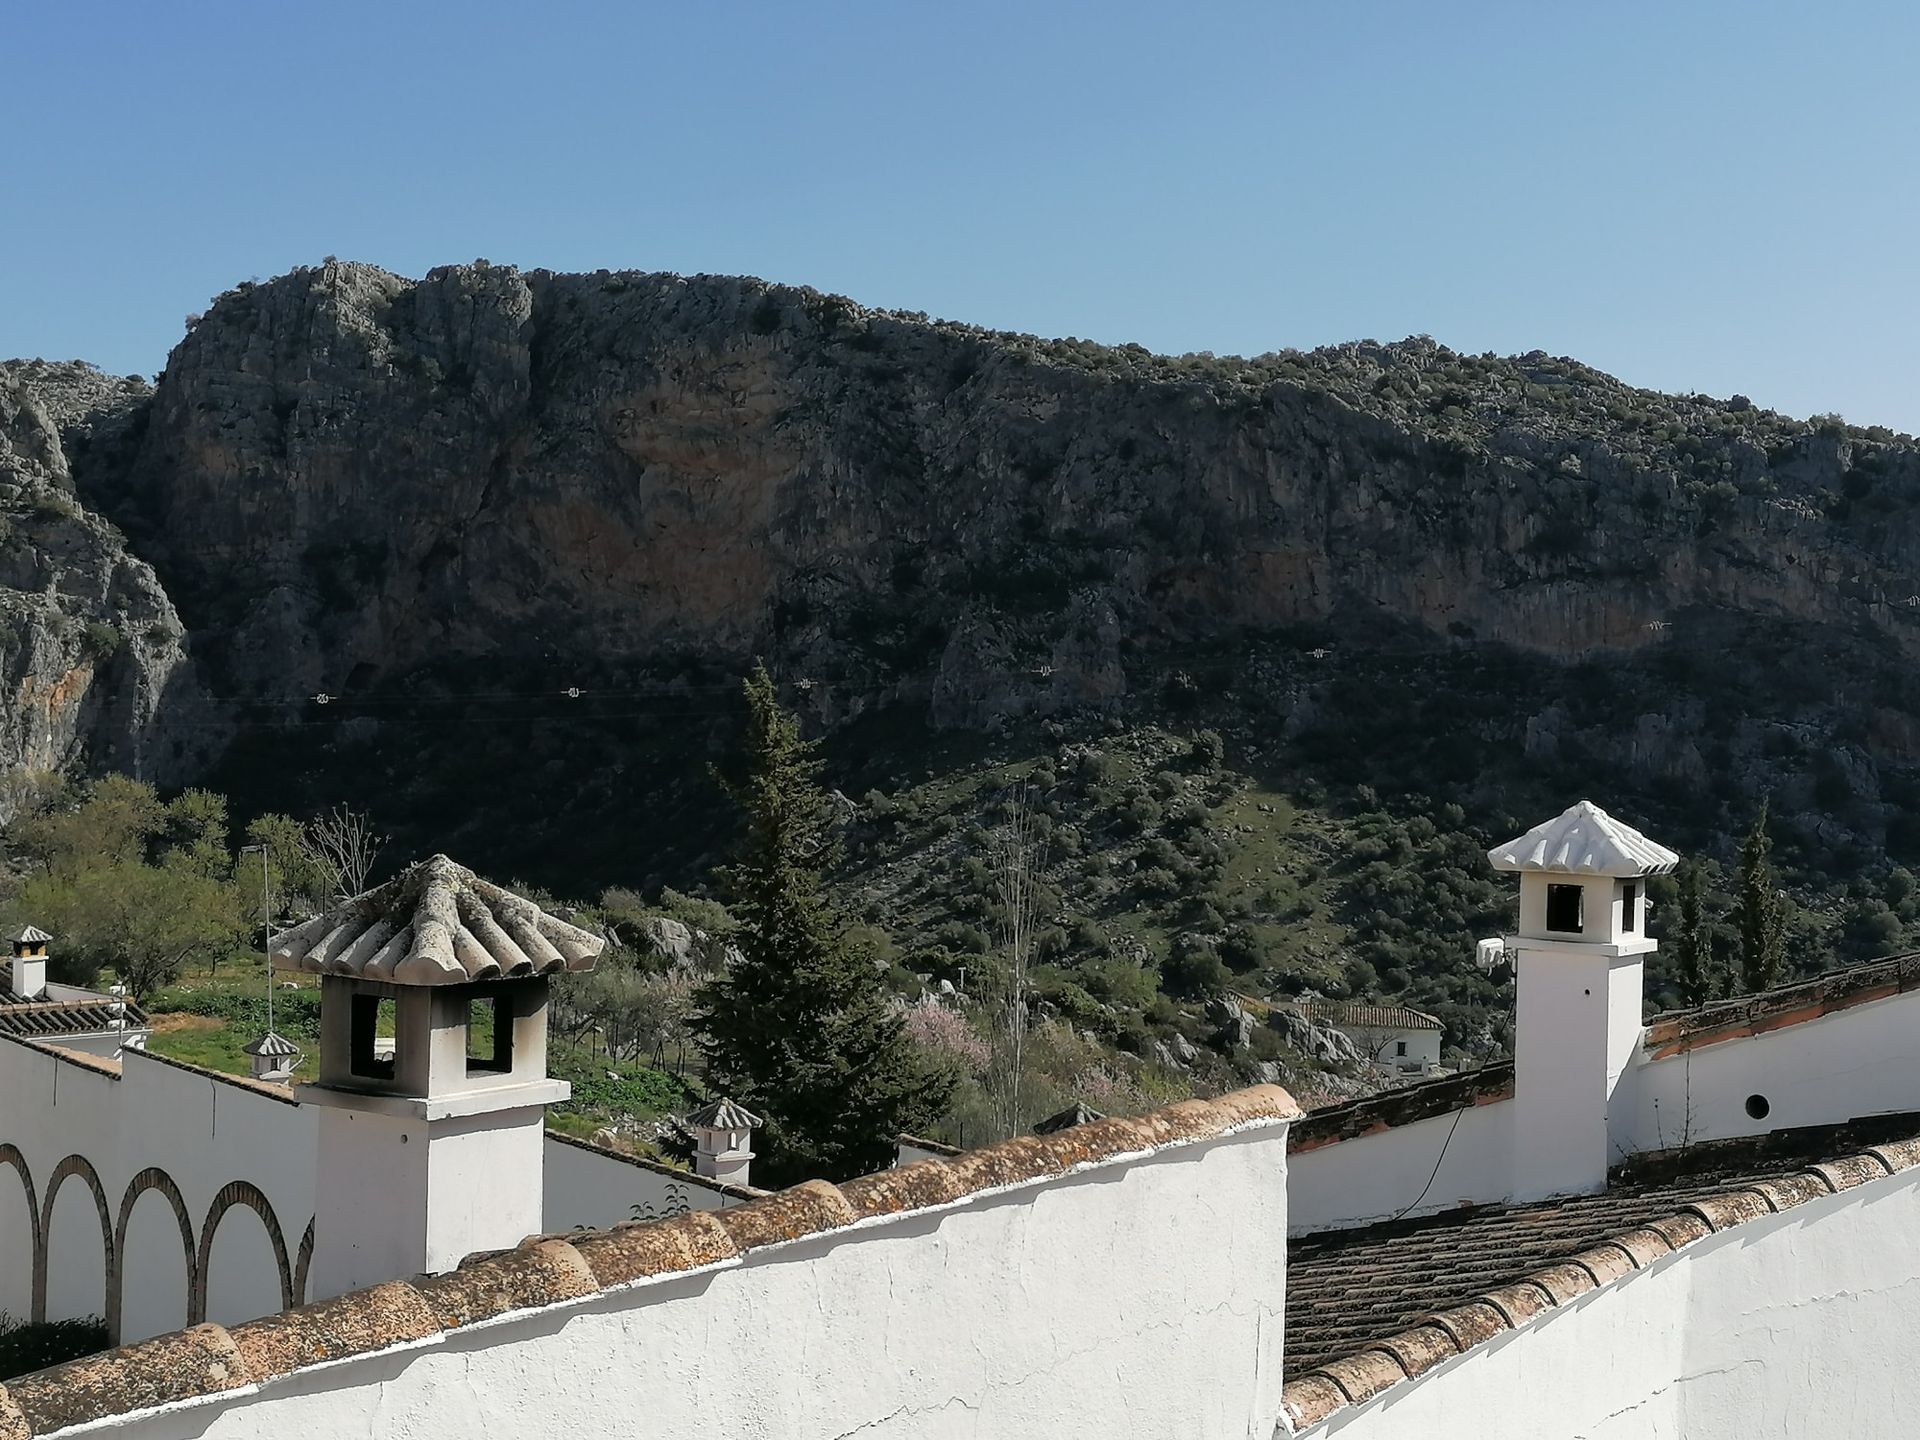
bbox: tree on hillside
[1672,859,1721,1007]
[1735,800,1790,994]
[691,666,953,1183]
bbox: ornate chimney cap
[1034,1100,1107,1135]
[14,925,50,945]
[1488,801,1678,878]
[270,854,606,986]
[242,1030,302,1059]
[685,1096,761,1131]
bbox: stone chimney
[270,855,606,1300]
[11,926,50,1000]
[687,1098,760,1188]
[1489,801,1677,1202]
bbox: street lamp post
[240,843,273,1036]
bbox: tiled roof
[1644,951,1920,1058]
[1306,1001,1443,1032]
[1488,800,1678,877]
[13,925,49,945]
[241,1031,301,1058]
[1281,1115,1920,1430]
[0,1085,1302,1436]
[0,989,147,1040]
[685,1097,760,1130]
[272,854,605,986]
[1288,1063,1514,1153]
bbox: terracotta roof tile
[1643,952,1920,1057]
[1281,1113,1920,1430]
[1304,1001,1443,1032]
[1288,1063,1513,1153]
[273,854,605,986]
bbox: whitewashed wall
[89,1126,1295,1440]
[1617,990,1920,1156]
[1288,1098,1514,1233]
[542,1132,747,1229]
[0,1034,772,1344]
[1295,1164,1920,1437]
[0,1040,319,1342]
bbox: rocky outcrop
[0,362,216,811]
[65,261,1920,731]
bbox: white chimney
[11,925,50,1000]
[687,1097,761,1188]
[1489,801,1677,1202]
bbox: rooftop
[1644,950,1920,1057]
[1488,800,1678,877]
[1306,1000,1443,1032]
[272,854,606,986]
[0,986,147,1040]
[1281,1114,1920,1429]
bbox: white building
[1305,1000,1444,1077]
[8,806,1920,1439]
[0,926,149,1060]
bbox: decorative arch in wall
[293,1218,316,1306]
[34,1154,113,1324]
[191,1180,293,1324]
[110,1168,198,1343]
[0,1145,41,1320]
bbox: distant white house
[1306,999,1444,1077]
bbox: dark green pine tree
[1672,859,1720,1007]
[691,665,953,1184]
[1735,799,1790,994]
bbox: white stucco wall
[1295,1163,1920,1438]
[542,1133,745,1230]
[90,1125,1295,1440]
[1288,1098,1513,1234]
[1618,988,1920,1157]
[0,1039,319,1340]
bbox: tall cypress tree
[1673,859,1720,1007]
[691,666,952,1183]
[1735,799,1790,994]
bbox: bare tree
[305,804,385,901]
[991,784,1048,1140]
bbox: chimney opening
[349,994,398,1081]
[466,992,514,1075]
[1546,883,1585,934]
[1622,881,1639,933]
[1745,1093,1771,1120]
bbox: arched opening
[0,1147,37,1322]
[41,1160,111,1325]
[115,1174,195,1344]
[196,1185,291,1328]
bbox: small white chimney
[687,1097,761,1188]
[1489,802,1678,1202]
[11,925,50,1000]
[243,1030,302,1082]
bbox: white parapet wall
[21,1090,1300,1440]
[1619,983,1920,1156]
[0,1039,317,1343]
[1290,1162,1920,1437]
[0,1032,757,1347]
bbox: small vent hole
[1745,1094,1771,1120]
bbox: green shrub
[0,1314,109,1380]
[81,622,121,660]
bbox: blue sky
[4,1,1916,429]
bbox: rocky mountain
[0,362,215,810]
[9,258,1920,924]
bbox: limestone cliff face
[0,363,216,806]
[80,261,1920,733]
